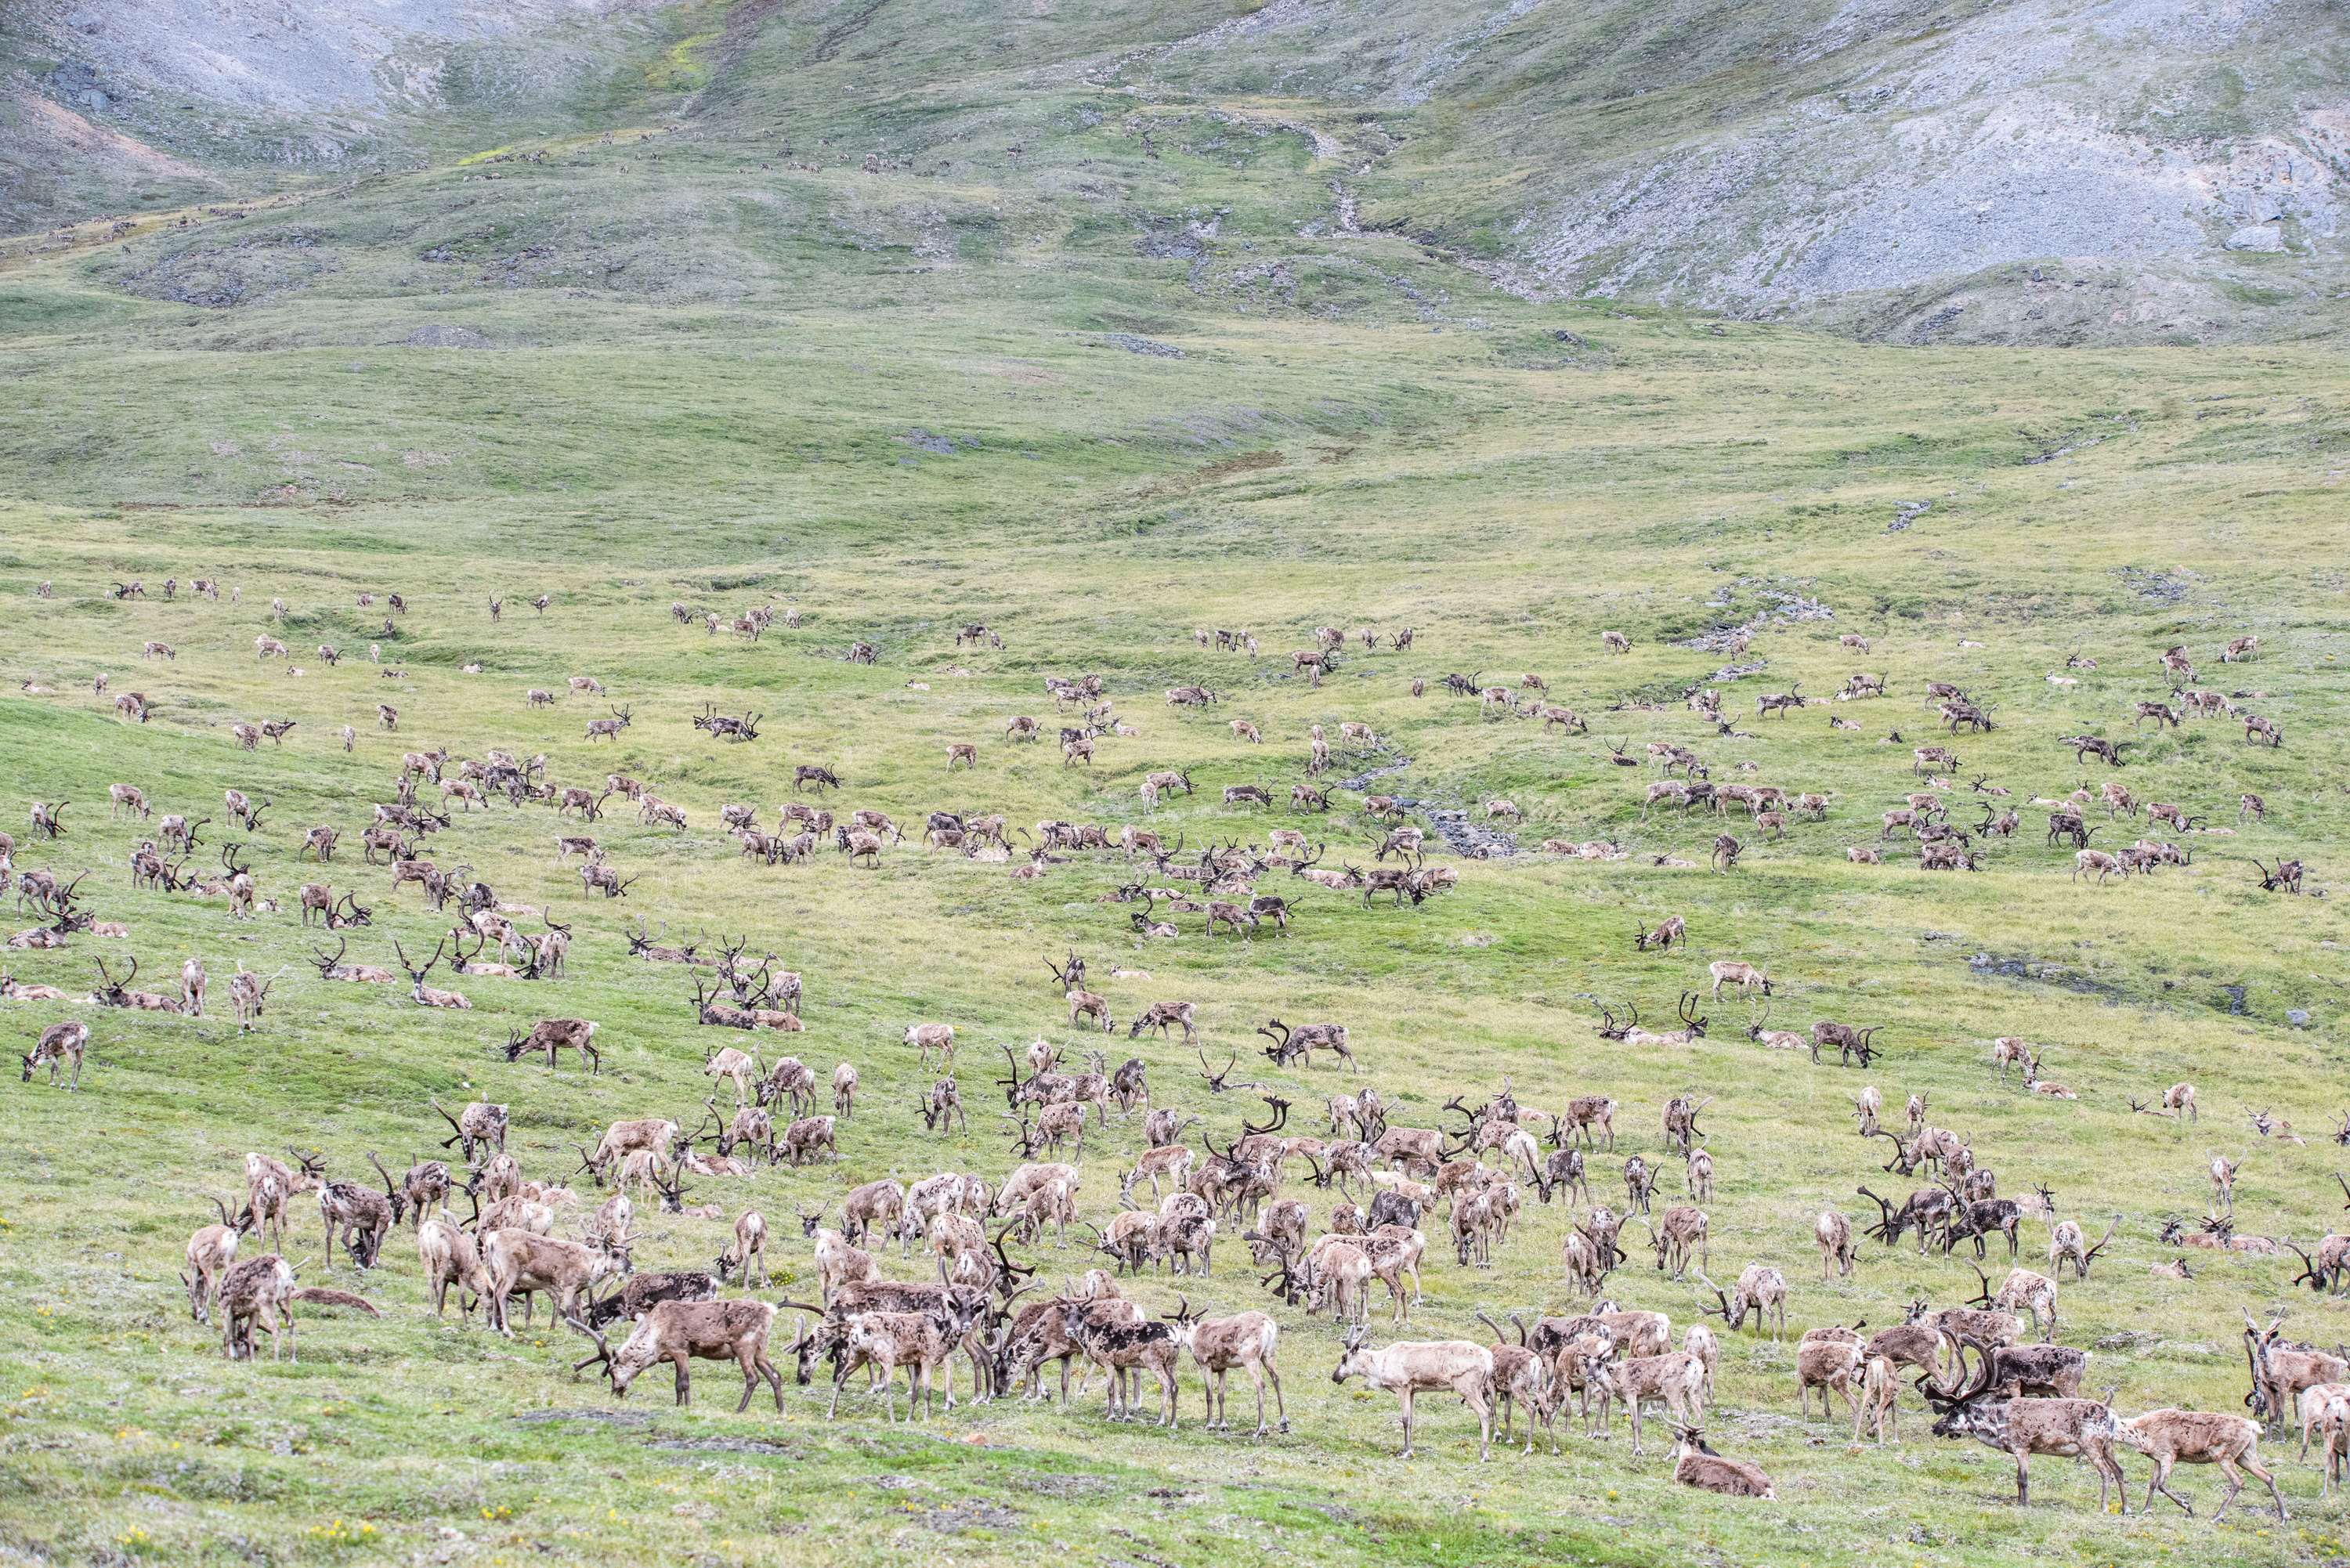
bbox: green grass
[1,23,2349,1566]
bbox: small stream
[1336,756,1414,793]
[1423,808,1520,859]
[1333,754,1519,858]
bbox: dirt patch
[11,91,212,179]
[1166,449,1283,488]
[1130,445,1289,498]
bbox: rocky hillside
[3,0,2342,344]
[1140,0,2348,339]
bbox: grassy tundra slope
[0,4,2348,1566]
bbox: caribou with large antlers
[1257,1018,1356,1071]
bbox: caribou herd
[3,588,2326,1522]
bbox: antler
[989,1223,1037,1282]
[2081,1213,2120,1268]
[1965,1260,1996,1308]
[1197,1049,1259,1094]
[1864,1126,1916,1172]
[1242,1096,1289,1137]
[1257,1257,1304,1306]
[692,1096,725,1143]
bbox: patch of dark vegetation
[1102,333,1184,357]
[1967,950,2129,1002]
[2114,566,2193,603]
[1090,313,1183,336]
[915,1498,1022,1533]
[807,0,891,63]
[649,1436,801,1454]
[403,325,492,349]
[1010,1472,1111,1497]
[121,237,340,309]
[1906,305,1964,343]
[1133,233,1203,261]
